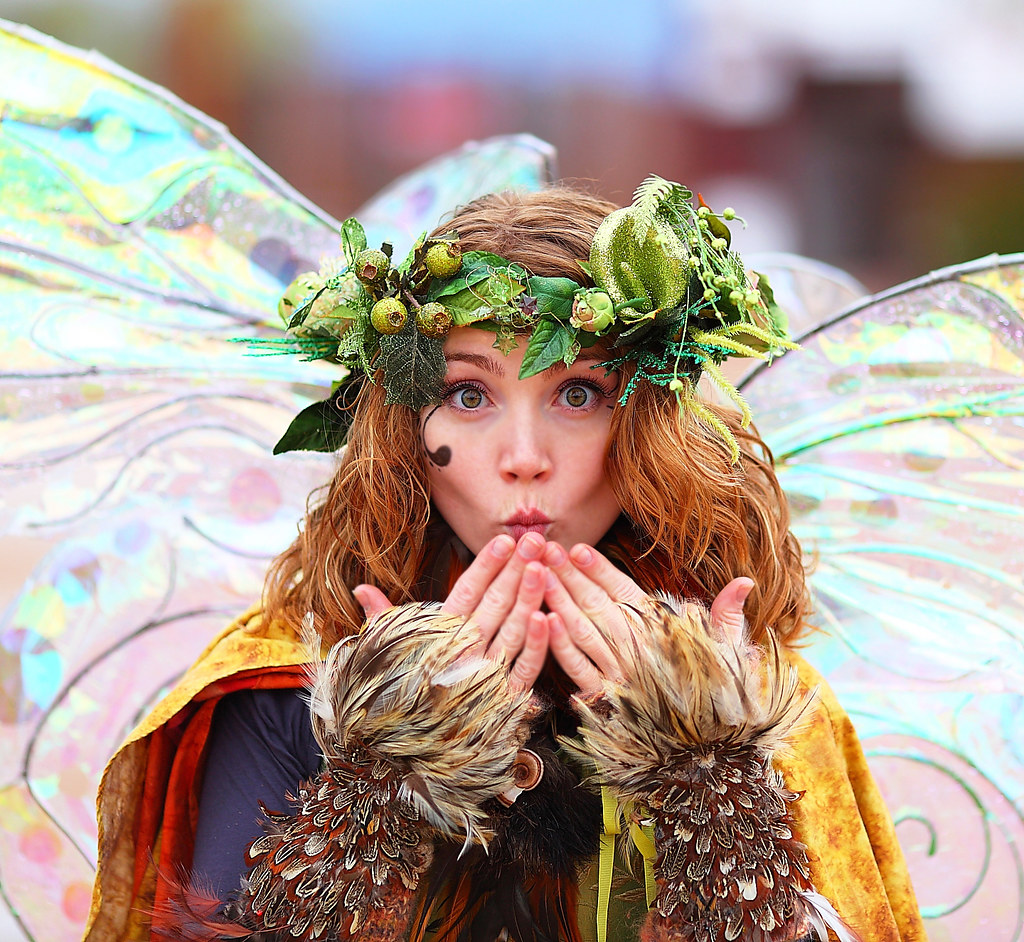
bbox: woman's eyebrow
[444,352,505,376]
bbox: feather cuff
[569,600,860,942]
[189,603,532,941]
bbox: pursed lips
[502,510,552,541]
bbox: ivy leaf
[378,321,447,409]
[273,390,353,454]
[340,218,367,267]
[519,316,575,378]
[527,276,578,320]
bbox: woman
[84,181,925,941]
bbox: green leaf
[526,276,578,320]
[340,218,367,267]
[519,316,575,378]
[273,392,353,454]
[441,285,498,325]
[752,271,789,337]
[463,251,518,273]
[427,252,504,302]
[378,320,448,409]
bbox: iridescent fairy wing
[0,18,554,940]
[744,254,1024,940]
[724,252,867,385]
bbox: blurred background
[3,0,1024,293]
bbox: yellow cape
[83,608,927,941]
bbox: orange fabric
[83,607,312,942]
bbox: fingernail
[545,571,558,591]
[523,563,543,588]
[570,545,593,565]
[545,543,567,566]
[492,535,515,559]
[737,580,754,605]
[518,533,544,559]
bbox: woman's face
[422,327,622,554]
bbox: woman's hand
[354,532,550,692]
[440,533,550,691]
[542,541,754,695]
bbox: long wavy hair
[263,186,810,647]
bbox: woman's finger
[557,543,649,610]
[487,560,547,661]
[709,577,754,645]
[441,534,516,617]
[547,612,604,696]
[543,570,621,679]
[352,584,393,621]
[465,533,547,644]
[542,542,647,648]
[508,612,549,692]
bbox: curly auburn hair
[263,186,810,647]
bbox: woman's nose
[498,417,552,482]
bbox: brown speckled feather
[567,599,860,942]
[170,602,533,941]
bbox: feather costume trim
[568,600,861,942]
[303,603,533,850]
[172,603,533,941]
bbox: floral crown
[256,176,796,461]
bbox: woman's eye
[454,386,484,410]
[561,384,595,409]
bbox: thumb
[353,584,394,621]
[709,577,754,645]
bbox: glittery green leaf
[427,251,507,302]
[378,320,447,409]
[339,218,367,267]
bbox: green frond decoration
[631,175,676,241]
[683,395,741,464]
[235,336,340,360]
[689,328,771,362]
[632,175,695,238]
[698,358,754,428]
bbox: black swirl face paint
[421,404,452,467]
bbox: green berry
[697,206,711,218]
[687,257,700,269]
[416,301,453,338]
[722,207,736,220]
[744,290,761,306]
[711,237,728,251]
[355,248,390,284]
[703,288,717,301]
[424,240,463,279]
[370,297,408,334]
[729,290,745,304]
[669,378,686,392]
